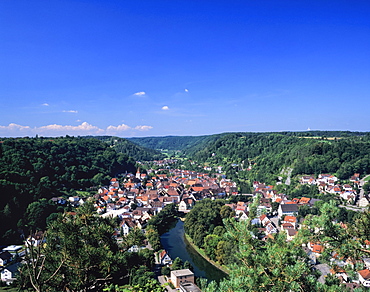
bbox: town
[2,157,370,291]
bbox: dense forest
[127,135,220,152]
[187,132,370,183]
[86,136,165,161]
[0,136,137,244]
[128,131,369,152]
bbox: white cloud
[162,106,170,110]
[133,91,146,96]
[0,122,153,137]
[42,103,49,106]
[0,123,31,131]
[185,89,189,93]
[106,124,131,134]
[63,110,78,113]
[134,125,153,131]
[38,122,103,135]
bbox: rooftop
[171,269,194,277]
[180,281,202,292]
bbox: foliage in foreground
[18,202,154,292]
[197,201,369,292]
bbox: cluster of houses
[300,173,360,204]
[2,165,369,289]
[69,168,370,290]
[86,169,238,237]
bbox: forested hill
[88,136,165,161]
[127,135,220,151]
[0,136,136,244]
[186,132,370,183]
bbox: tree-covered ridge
[127,135,219,152]
[0,136,136,243]
[128,131,368,152]
[185,132,370,183]
[86,136,165,161]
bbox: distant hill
[184,131,370,183]
[129,131,370,183]
[127,135,224,152]
[87,136,165,161]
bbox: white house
[1,262,21,284]
[363,258,370,269]
[159,250,172,266]
[235,210,249,221]
[178,201,188,212]
[120,219,136,236]
[25,231,45,247]
[278,204,298,219]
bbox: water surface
[160,220,227,282]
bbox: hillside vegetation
[128,135,218,152]
[0,136,136,243]
[187,132,370,183]
[87,136,165,161]
[130,131,370,184]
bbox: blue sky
[1,0,369,137]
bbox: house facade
[171,269,195,288]
[278,204,298,219]
[0,262,21,284]
[160,250,172,266]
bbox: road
[358,174,370,201]
[339,205,366,212]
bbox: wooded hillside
[91,136,165,161]
[185,132,370,183]
[0,136,136,243]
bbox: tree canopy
[0,136,136,243]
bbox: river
[160,220,228,282]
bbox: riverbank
[183,232,230,276]
[160,220,227,282]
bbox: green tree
[202,219,342,292]
[204,234,220,260]
[183,261,193,271]
[161,266,171,276]
[220,205,232,219]
[19,202,124,292]
[171,257,183,271]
